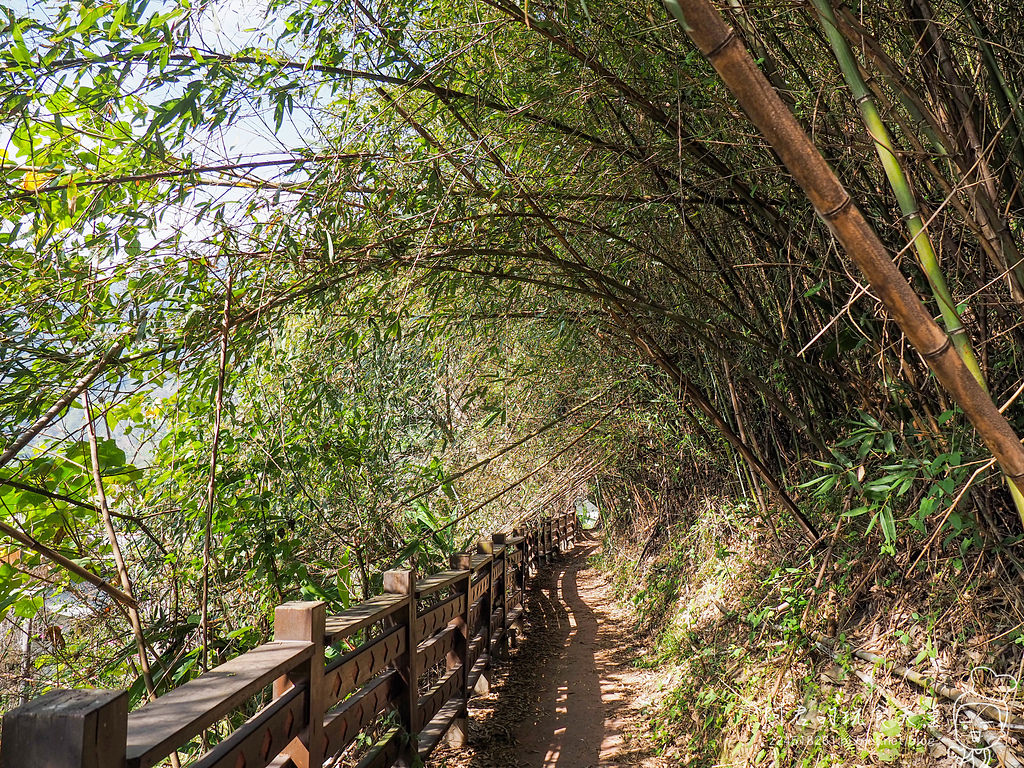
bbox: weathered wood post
[524,526,530,577]
[446,553,472,746]
[274,601,326,768]
[383,568,418,766]
[0,689,127,768]
[537,519,545,565]
[477,537,498,676]
[492,533,511,657]
[502,533,524,649]
[523,524,534,577]
[469,549,492,695]
[513,526,529,596]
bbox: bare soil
[431,543,662,768]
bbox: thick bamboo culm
[0,512,580,768]
[663,0,1024,508]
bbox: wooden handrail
[324,593,407,644]
[0,511,580,768]
[415,569,466,597]
[126,641,315,768]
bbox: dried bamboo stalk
[663,0,1024,506]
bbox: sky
[5,0,326,461]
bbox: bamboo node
[920,336,952,360]
[820,195,852,220]
[706,30,737,61]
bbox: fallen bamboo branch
[716,599,1022,764]
[716,600,1024,726]
[849,665,994,768]
[807,629,1024,727]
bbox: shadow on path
[430,544,650,768]
[513,544,604,767]
[437,543,650,768]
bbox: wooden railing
[0,512,579,768]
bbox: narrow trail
[433,544,660,768]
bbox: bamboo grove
[3,0,1024,718]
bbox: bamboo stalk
[951,0,1024,171]
[662,0,1024,511]
[84,395,158,705]
[811,0,980,380]
[200,273,232,672]
[809,0,1024,521]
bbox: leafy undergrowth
[598,498,1024,767]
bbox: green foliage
[800,412,976,554]
[3,0,1024,721]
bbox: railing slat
[353,725,402,768]
[416,592,465,638]
[324,593,407,645]
[415,569,465,597]
[417,697,467,759]
[417,664,462,727]
[417,624,457,671]
[469,553,491,571]
[324,624,405,709]
[126,641,313,768]
[190,682,306,768]
[469,571,490,604]
[321,670,397,758]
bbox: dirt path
[432,543,660,768]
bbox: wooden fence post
[447,553,472,746]
[513,527,529,596]
[524,525,534,577]
[471,542,493,695]
[537,520,544,565]
[0,689,127,768]
[477,537,498,672]
[274,601,326,768]
[503,533,523,650]
[383,568,418,766]
[493,534,510,658]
